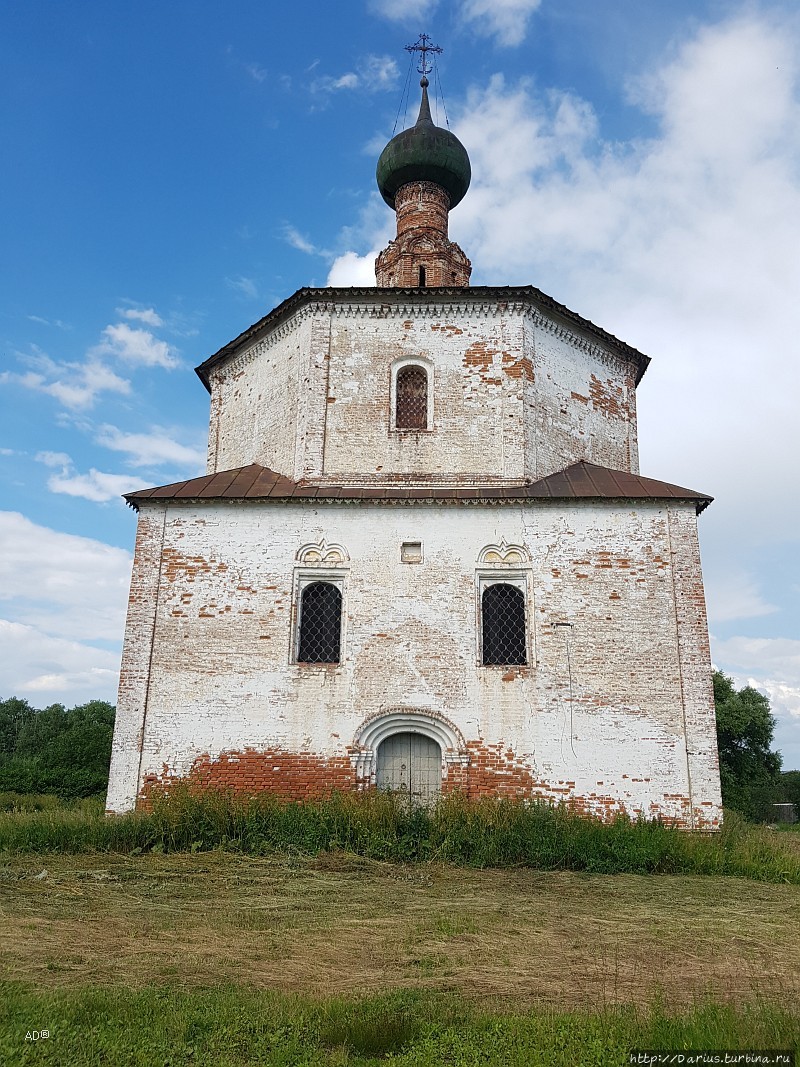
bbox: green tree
[713,671,782,821]
[0,697,35,759]
[775,769,800,816]
[0,698,115,798]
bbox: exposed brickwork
[442,741,718,828]
[665,505,721,829]
[202,295,640,484]
[529,323,640,479]
[135,738,717,829]
[206,313,311,478]
[138,747,355,808]
[107,497,722,827]
[375,182,471,288]
[109,80,719,829]
[106,507,166,813]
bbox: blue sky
[2,0,799,768]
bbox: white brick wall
[205,297,640,483]
[108,497,721,826]
[109,288,718,826]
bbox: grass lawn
[1,850,799,1064]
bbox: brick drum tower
[107,46,722,828]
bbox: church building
[106,54,723,828]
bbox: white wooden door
[376,732,441,803]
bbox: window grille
[297,581,342,663]
[482,583,527,665]
[396,366,428,430]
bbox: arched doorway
[376,732,441,803]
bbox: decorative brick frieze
[376,181,472,288]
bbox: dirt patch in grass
[1,852,798,1009]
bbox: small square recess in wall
[401,541,423,563]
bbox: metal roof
[124,460,712,514]
[194,286,651,391]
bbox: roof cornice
[124,460,712,515]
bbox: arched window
[395,365,428,430]
[297,581,342,663]
[481,583,527,665]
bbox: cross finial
[405,33,443,81]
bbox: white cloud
[282,225,320,256]
[368,0,540,44]
[368,0,433,19]
[3,309,177,410]
[712,636,800,768]
[36,450,72,469]
[460,0,543,47]
[1,351,131,410]
[96,425,206,471]
[326,196,393,285]
[47,467,145,503]
[704,568,778,625]
[332,72,359,91]
[93,322,178,368]
[311,71,358,95]
[246,62,267,84]
[225,275,259,299]
[0,620,120,703]
[363,55,400,92]
[0,512,132,644]
[27,315,71,330]
[310,55,399,97]
[327,250,380,287]
[34,451,146,502]
[116,306,164,327]
[713,637,800,693]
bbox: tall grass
[0,792,104,814]
[1,788,798,883]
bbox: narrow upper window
[396,366,428,430]
[482,583,527,666]
[297,581,342,663]
[418,265,426,287]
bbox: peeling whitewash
[108,286,719,825]
[107,496,721,826]
[206,297,640,484]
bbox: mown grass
[1,788,799,883]
[1,983,798,1066]
[5,850,798,1007]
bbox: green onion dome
[376,78,471,210]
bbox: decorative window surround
[389,357,434,433]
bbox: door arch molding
[351,707,469,786]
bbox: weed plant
[1,788,799,883]
[1,983,797,1066]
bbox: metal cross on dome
[405,33,442,77]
